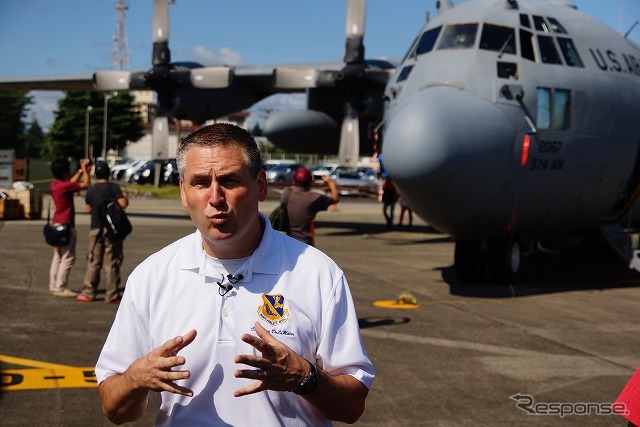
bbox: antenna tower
[112,0,130,70]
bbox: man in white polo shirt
[95,123,374,426]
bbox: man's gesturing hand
[233,322,310,397]
[124,329,197,396]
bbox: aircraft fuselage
[382,0,640,243]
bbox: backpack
[269,188,292,235]
[98,183,132,240]
[102,200,132,240]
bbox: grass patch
[121,184,181,200]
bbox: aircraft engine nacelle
[307,87,385,121]
[263,110,340,154]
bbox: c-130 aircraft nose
[382,86,515,235]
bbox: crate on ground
[0,199,22,220]
[0,188,43,219]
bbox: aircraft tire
[454,240,486,283]
[488,237,521,285]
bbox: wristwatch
[293,359,318,395]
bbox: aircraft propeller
[272,0,391,168]
[93,0,231,160]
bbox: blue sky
[1,0,638,130]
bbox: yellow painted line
[0,355,97,391]
[0,355,72,369]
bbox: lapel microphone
[217,274,243,296]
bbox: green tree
[46,91,144,159]
[0,90,31,154]
[23,117,45,158]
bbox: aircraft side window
[520,14,531,29]
[417,26,442,56]
[438,23,478,50]
[396,65,414,83]
[520,29,536,61]
[537,88,552,129]
[533,15,550,33]
[546,17,567,34]
[557,37,584,67]
[553,89,571,130]
[537,35,563,65]
[480,24,516,54]
[497,62,518,79]
[537,87,571,130]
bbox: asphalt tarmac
[1,194,639,426]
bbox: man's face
[179,144,268,258]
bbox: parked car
[264,162,305,183]
[129,160,156,184]
[162,158,180,185]
[310,163,340,182]
[121,159,149,183]
[129,159,180,186]
[330,167,378,195]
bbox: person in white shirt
[95,123,374,426]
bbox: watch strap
[293,359,318,395]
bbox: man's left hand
[233,322,310,396]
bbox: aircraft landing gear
[454,240,486,283]
[454,237,521,285]
[488,237,521,285]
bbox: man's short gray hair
[176,123,262,180]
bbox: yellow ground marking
[373,300,420,309]
[0,355,96,391]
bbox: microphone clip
[217,273,243,296]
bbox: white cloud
[189,45,244,67]
[25,90,64,131]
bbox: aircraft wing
[0,74,95,91]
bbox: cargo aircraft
[1,0,640,284]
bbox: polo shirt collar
[178,212,282,281]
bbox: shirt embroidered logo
[258,294,289,326]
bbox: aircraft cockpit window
[438,23,478,50]
[557,37,584,67]
[520,29,536,61]
[417,26,442,56]
[537,35,563,64]
[401,34,421,63]
[520,14,531,29]
[480,24,516,54]
[547,17,567,34]
[396,65,414,83]
[533,15,550,33]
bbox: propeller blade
[94,71,132,90]
[152,0,169,43]
[345,0,366,39]
[190,67,232,88]
[273,67,318,89]
[152,0,171,66]
[338,115,360,169]
[152,115,170,160]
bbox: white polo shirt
[95,213,375,426]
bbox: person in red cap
[284,166,339,246]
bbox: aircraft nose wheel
[488,237,520,285]
[454,237,521,285]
